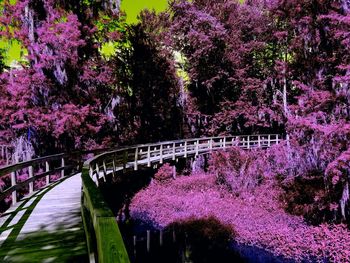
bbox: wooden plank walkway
[0,174,88,262]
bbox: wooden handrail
[0,147,112,205]
[0,134,281,263]
[80,134,281,263]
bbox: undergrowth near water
[130,171,350,262]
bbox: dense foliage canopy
[0,0,350,229]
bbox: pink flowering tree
[0,0,122,155]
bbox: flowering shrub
[208,147,265,194]
[130,173,350,262]
[154,163,174,183]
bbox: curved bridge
[0,134,280,262]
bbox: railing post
[102,161,107,182]
[134,147,138,171]
[209,138,213,151]
[147,146,151,167]
[61,157,65,178]
[268,134,271,147]
[223,137,226,148]
[247,136,250,149]
[172,143,176,161]
[29,165,34,194]
[123,150,128,172]
[45,161,50,185]
[112,155,116,177]
[160,144,163,164]
[133,235,137,257]
[160,230,163,246]
[184,141,187,158]
[276,134,279,144]
[11,171,17,205]
[195,140,199,156]
[95,163,100,186]
[147,230,151,253]
[89,165,93,178]
[258,135,261,148]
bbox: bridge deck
[0,174,88,262]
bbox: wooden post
[89,165,93,178]
[247,136,250,149]
[61,157,65,178]
[133,235,137,257]
[167,145,170,156]
[29,165,34,194]
[276,134,279,144]
[134,147,138,171]
[147,146,151,167]
[147,230,151,252]
[195,140,199,156]
[209,138,213,151]
[172,165,176,179]
[102,161,107,182]
[184,141,187,158]
[11,171,17,205]
[95,163,100,185]
[112,156,116,178]
[159,230,163,246]
[223,137,226,148]
[172,143,176,161]
[258,136,261,148]
[160,144,163,164]
[123,150,128,172]
[268,134,271,147]
[45,161,50,185]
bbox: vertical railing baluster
[147,146,151,167]
[195,140,199,156]
[209,138,213,151]
[160,144,163,164]
[133,236,137,257]
[172,143,176,161]
[102,161,107,182]
[11,171,17,205]
[112,155,116,177]
[247,136,250,149]
[95,163,100,185]
[134,147,138,171]
[160,230,163,246]
[45,161,50,185]
[276,134,279,145]
[258,135,261,148]
[223,137,226,148]
[147,230,151,253]
[61,157,65,178]
[89,165,93,178]
[29,165,34,193]
[184,141,187,158]
[123,150,128,172]
[268,134,271,147]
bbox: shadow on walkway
[0,177,88,262]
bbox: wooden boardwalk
[0,174,88,262]
[0,134,281,262]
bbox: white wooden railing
[85,134,281,185]
[0,145,12,165]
